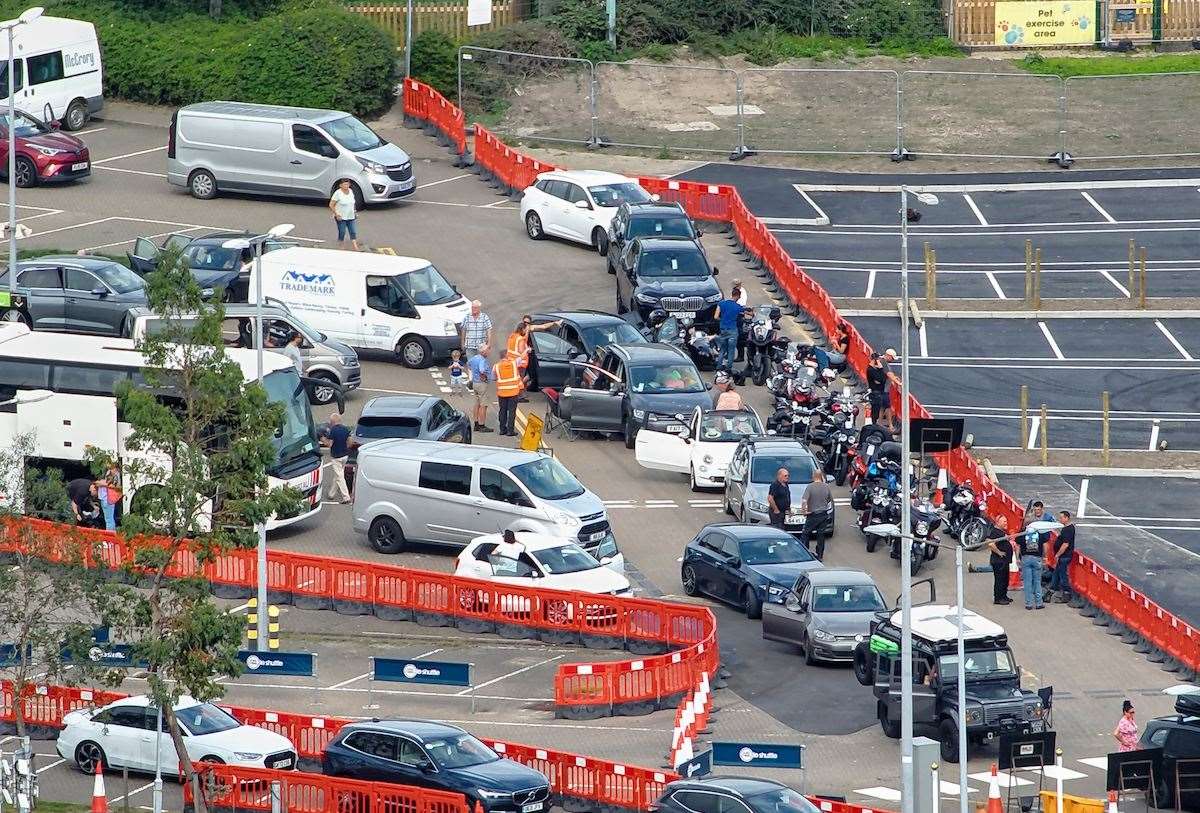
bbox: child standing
[448,348,466,395]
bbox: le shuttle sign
[712,742,804,770]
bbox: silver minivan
[167,101,415,205]
[352,441,619,562]
[122,302,361,405]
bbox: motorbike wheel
[753,360,768,387]
[835,456,850,487]
[866,534,878,553]
[910,547,925,576]
[926,543,939,561]
[960,518,989,552]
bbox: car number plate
[666,424,687,434]
[522,804,543,812]
[270,758,291,769]
[71,162,88,171]
[588,531,606,542]
[669,311,690,318]
[786,513,805,525]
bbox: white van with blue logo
[252,247,470,368]
[0,15,103,130]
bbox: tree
[101,247,300,805]
[210,0,222,19]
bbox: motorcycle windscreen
[634,428,692,473]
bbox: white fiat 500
[57,695,297,775]
[635,406,764,490]
[520,170,651,255]
[455,531,631,594]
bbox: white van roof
[177,101,346,126]
[889,604,1006,644]
[358,439,548,468]
[258,246,434,277]
[0,16,96,56]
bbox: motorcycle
[646,310,720,370]
[820,411,859,486]
[858,483,900,553]
[738,306,788,386]
[942,482,990,551]
[766,401,816,441]
[891,496,942,574]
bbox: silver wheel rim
[314,385,335,403]
[683,567,695,593]
[526,214,539,238]
[78,743,102,773]
[15,163,32,186]
[193,174,213,197]
[2,310,26,324]
[402,342,425,366]
[68,107,84,129]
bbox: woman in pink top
[1114,700,1139,752]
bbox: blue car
[322,720,550,813]
[680,523,824,619]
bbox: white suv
[520,170,651,255]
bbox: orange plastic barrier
[473,124,559,195]
[402,79,467,158]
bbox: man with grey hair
[458,299,493,358]
[320,412,355,503]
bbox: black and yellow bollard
[267,605,280,650]
[246,597,259,644]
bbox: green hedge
[0,0,397,118]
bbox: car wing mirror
[418,759,435,773]
[574,199,591,210]
[727,556,741,568]
[91,287,109,297]
[712,266,719,275]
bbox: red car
[0,110,90,187]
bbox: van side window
[479,468,532,507]
[293,124,336,158]
[418,462,471,496]
[26,52,63,86]
[0,61,23,96]
[366,278,412,318]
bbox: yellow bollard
[1033,247,1042,310]
[1139,247,1147,309]
[246,597,258,643]
[1025,240,1033,304]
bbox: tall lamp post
[2,6,41,295]
[898,186,938,813]
[223,223,295,651]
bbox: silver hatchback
[761,568,888,664]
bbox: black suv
[1141,692,1200,809]
[344,395,471,489]
[614,237,720,327]
[605,201,699,275]
[654,777,820,813]
[525,309,646,390]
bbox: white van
[0,16,102,130]
[251,247,469,368]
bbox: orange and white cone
[1107,791,1119,813]
[91,765,108,813]
[1008,557,1023,592]
[986,763,1003,813]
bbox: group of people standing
[985,500,1077,610]
[67,464,122,531]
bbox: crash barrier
[472,124,561,198]
[0,683,127,739]
[0,517,718,720]
[402,78,467,160]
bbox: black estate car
[344,394,471,489]
[1141,692,1200,809]
[605,201,699,275]
[654,776,821,813]
[323,719,551,813]
[614,237,720,327]
[525,309,646,390]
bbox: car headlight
[635,292,658,304]
[356,156,385,174]
[200,288,214,298]
[475,789,510,800]
[632,409,645,420]
[340,355,359,366]
[965,708,983,725]
[702,454,713,464]
[35,146,64,156]
[1030,702,1043,719]
[596,536,618,558]
[443,320,457,335]
[765,583,786,599]
[748,500,769,512]
[233,752,264,761]
[553,510,582,528]
[811,628,834,641]
[704,293,721,303]
[915,521,929,535]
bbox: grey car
[0,257,147,335]
[761,568,888,664]
[723,437,834,537]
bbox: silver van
[167,101,415,205]
[122,302,361,405]
[352,441,619,562]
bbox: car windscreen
[747,788,822,813]
[511,457,585,500]
[628,214,695,240]
[939,649,1017,680]
[629,363,704,394]
[185,245,242,272]
[422,734,500,769]
[0,111,47,138]
[588,183,650,207]
[581,321,644,349]
[323,115,385,152]
[532,544,600,575]
[812,584,887,612]
[740,536,814,565]
[750,454,815,484]
[355,416,421,439]
[90,263,145,294]
[394,264,458,306]
[637,247,709,277]
[177,703,240,736]
[698,411,761,442]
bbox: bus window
[52,364,129,396]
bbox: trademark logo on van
[281,268,335,296]
[64,52,95,70]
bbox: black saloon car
[614,238,720,327]
[680,523,823,619]
[127,231,296,301]
[654,776,821,813]
[605,201,700,275]
[525,309,646,391]
[322,719,551,813]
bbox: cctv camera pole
[254,235,268,652]
[899,185,915,813]
[152,705,163,813]
[404,0,414,77]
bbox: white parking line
[1099,269,1131,297]
[1076,478,1089,519]
[326,672,372,689]
[1026,416,1041,450]
[84,227,204,253]
[1149,420,1161,451]
[1080,192,1117,223]
[416,174,472,189]
[75,127,107,136]
[94,165,167,179]
[94,145,167,164]
[456,655,564,695]
[865,269,876,298]
[1037,321,1066,360]
[962,193,988,226]
[918,323,928,358]
[985,272,1006,299]
[1155,320,1195,361]
[112,782,155,803]
[36,758,66,773]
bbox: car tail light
[167,113,177,159]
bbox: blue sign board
[713,742,804,770]
[1115,8,1136,21]
[62,643,144,668]
[373,657,471,687]
[92,627,110,644]
[0,644,31,666]
[677,749,713,778]
[236,650,315,677]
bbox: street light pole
[899,184,914,813]
[955,539,968,813]
[3,8,40,295]
[152,704,163,813]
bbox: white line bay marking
[962,193,988,226]
[1100,270,1131,297]
[1026,416,1041,450]
[94,145,167,164]
[1076,478,1089,519]
[986,272,1006,299]
[1080,191,1117,223]
[1155,320,1195,361]
[1037,321,1066,360]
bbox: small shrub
[638,42,675,62]
[411,30,460,100]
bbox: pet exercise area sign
[995,1,1093,45]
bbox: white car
[56,695,297,776]
[520,170,652,255]
[635,406,764,491]
[455,531,631,594]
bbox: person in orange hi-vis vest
[508,316,562,402]
[493,350,523,437]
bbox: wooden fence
[949,0,1200,45]
[348,1,532,47]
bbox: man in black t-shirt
[767,468,791,529]
[986,515,1013,605]
[1046,510,1076,603]
[67,477,100,528]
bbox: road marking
[75,127,107,135]
[1026,416,1041,450]
[413,647,444,659]
[1037,321,1066,360]
[865,269,877,298]
[1155,320,1195,360]
[35,758,66,773]
[112,782,155,803]
[416,174,471,189]
[985,272,1006,299]
[326,672,372,689]
[1149,420,1161,451]
[1079,757,1109,771]
[83,227,205,253]
[455,655,564,695]
[1080,191,1117,223]
[791,177,1200,193]
[94,165,168,178]
[763,187,833,227]
[918,323,928,358]
[1099,270,1131,297]
[481,200,513,208]
[777,224,1200,238]
[962,193,988,226]
[1076,478,1089,519]
[94,145,167,164]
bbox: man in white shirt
[329,179,360,250]
[282,332,304,374]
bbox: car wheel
[615,287,628,315]
[681,564,699,596]
[13,156,37,188]
[309,373,338,406]
[368,516,406,554]
[1,309,29,326]
[853,645,874,686]
[396,335,431,368]
[723,493,734,516]
[742,587,762,619]
[64,100,88,131]
[938,719,960,763]
[802,633,817,666]
[525,211,544,240]
[623,417,637,449]
[593,228,609,256]
[74,741,107,775]
[879,703,900,738]
[689,466,702,492]
[189,169,218,200]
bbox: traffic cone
[1008,557,1023,592]
[91,765,108,813]
[1107,791,1119,813]
[986,763,1003,813]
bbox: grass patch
[35,802,93,813]
[14,248,131,267]
[724,30,961,65]
[1019,50,1200,77]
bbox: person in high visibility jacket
[507,317,562,401]
[493,350,524,437]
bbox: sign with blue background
[713,742,804,770]
[373,657,471,687]
[677,749,713,778]
[0,644,31,666]
[61,643,144,668]
[236,650,315,677]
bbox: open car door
[127,237,160,276]
[635,425,692,473]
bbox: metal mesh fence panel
[901,70,1064,160]
[740,68,900,156]
[594,62,739,154]
[1065,73,1200,160]
[458,46,595,145]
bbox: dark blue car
[680,523,824,619]
[322,720,550,813]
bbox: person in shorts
[329,179,360,250]
[468,343,493,433]
[448,348,466,395]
